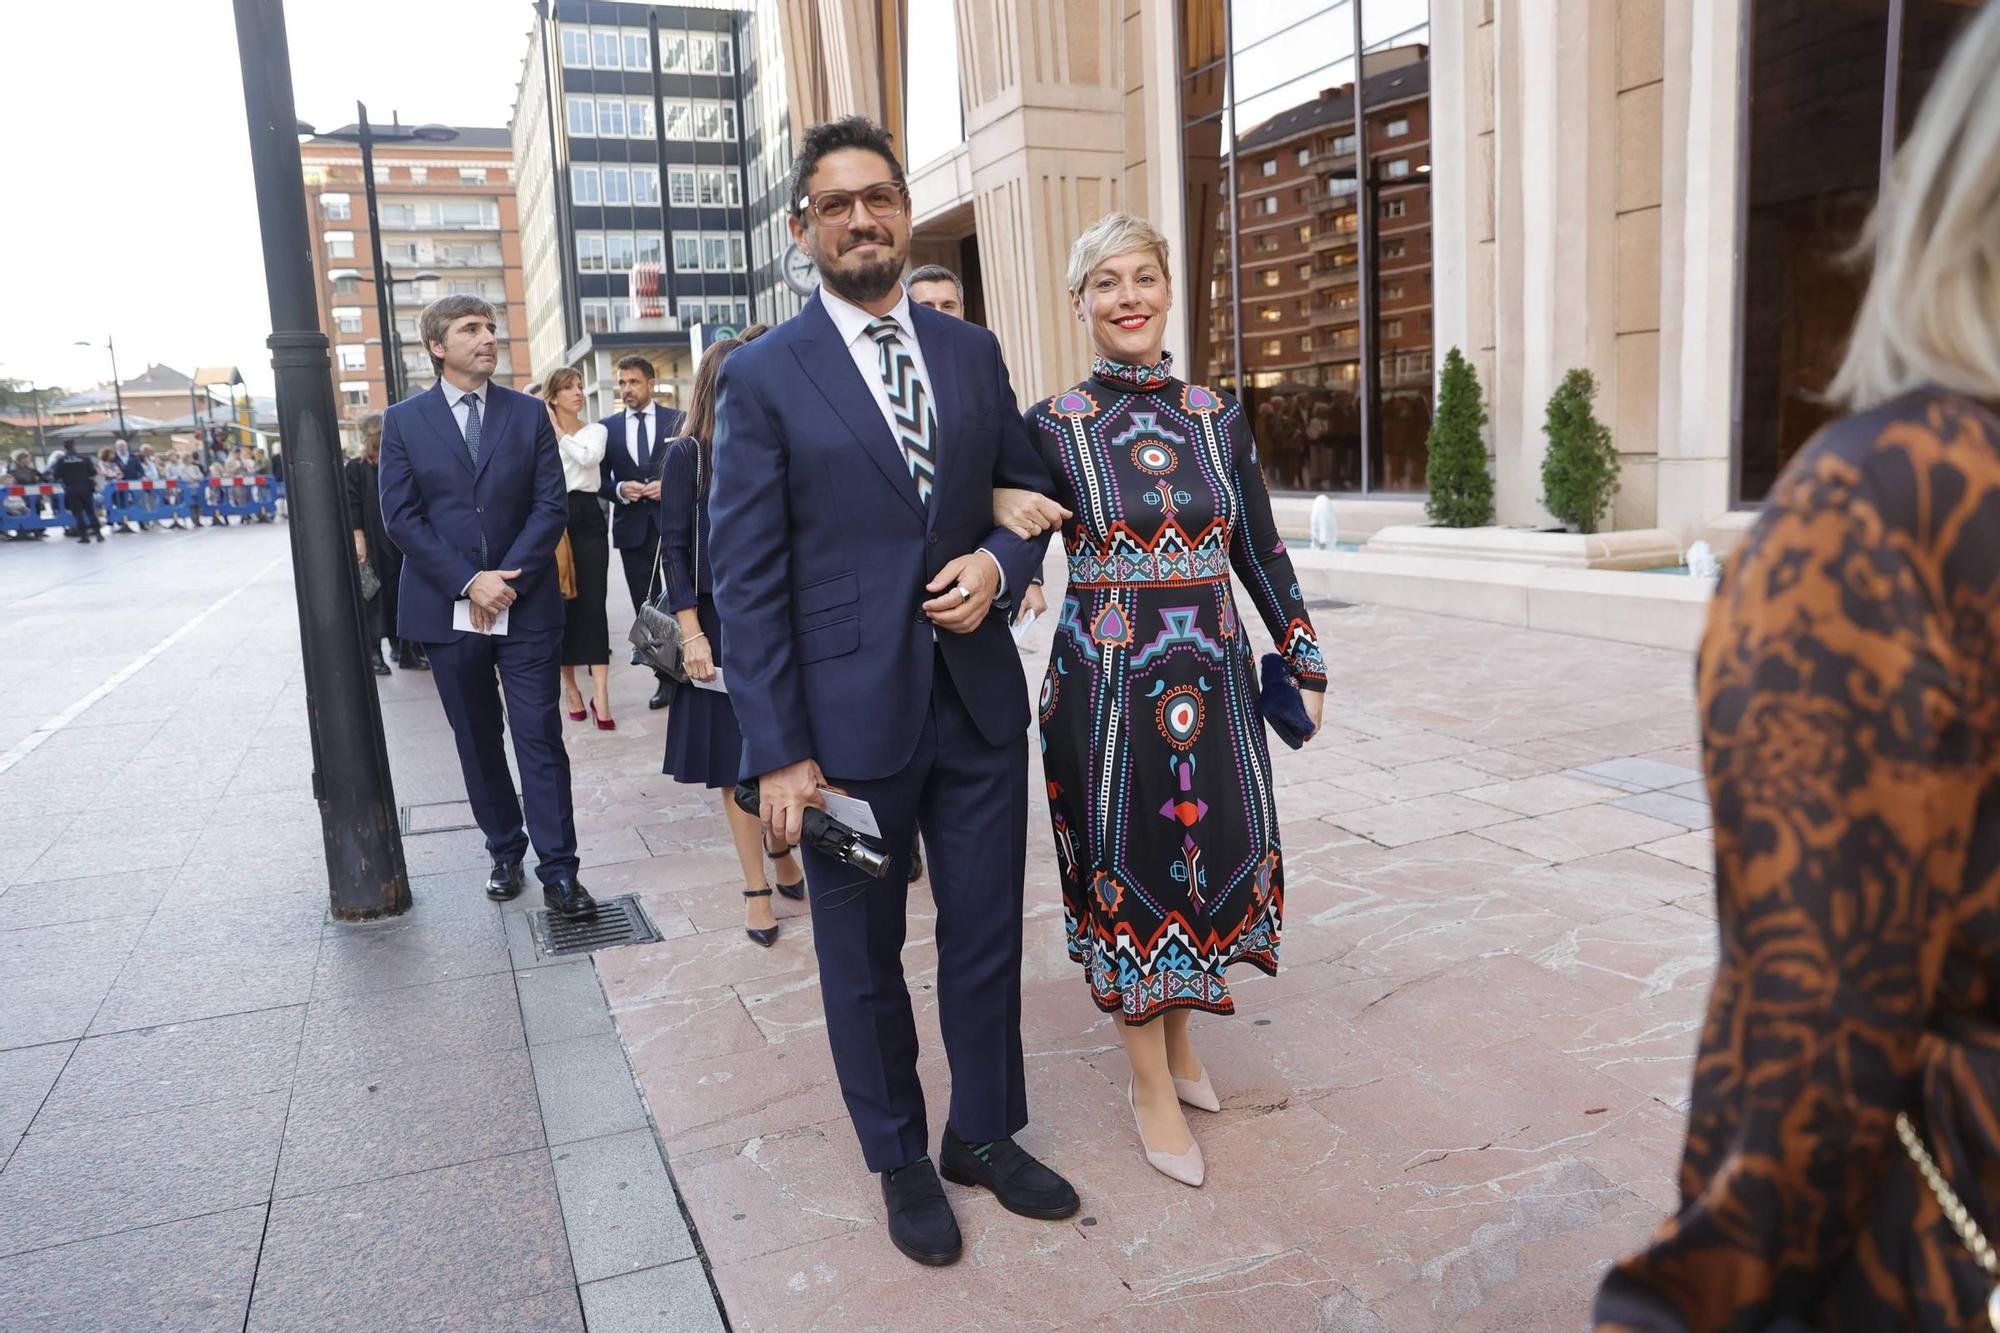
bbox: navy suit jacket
[596,404,687,550]
[708,292,1056,782]
[378,380,568,642]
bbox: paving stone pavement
[591,573,1720,1331]
[0,522,1723,1330]
[0,527,722,1331]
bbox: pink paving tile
[1328,759,1499,804]
[1472,803,1685,862]
[1638,828,1715,872]
[1332,794,1521,848]
[670,1123,878,1265]
[594,917,819,1005]
[611,984,770,1067]
[1329,730,1483,768]
[1519,908,1717,1011]
[1464,772,1620,817]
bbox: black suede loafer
[485,860,525,901]
[938,1127,1080,1220]
[880,1157,962,1266]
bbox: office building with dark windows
[513,0,794,415]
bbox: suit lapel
[472,386,507,481]
[416,384,471,474]
[791,294,924,520]
[910,308,961,522]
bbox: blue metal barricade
[204,475,278,522]
[0,485,72,535]
[102,479,193,528]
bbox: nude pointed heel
[1128,1081,1204,1187]
[1172,1068,1221,1113]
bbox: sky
[0,0,536,399]
[0,0,1430,402]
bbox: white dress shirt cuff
[976,548,1008,600]
[460,575,477,597]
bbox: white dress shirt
[558,421,608,493]
[440,377,490,597]
[614,404,664,501]
[442,378,488,438]
[815,285,1006,597]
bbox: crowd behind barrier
[1,476,282,537]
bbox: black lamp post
[298,109,457,408]
[232,0,411,920]
[73,336,127,436]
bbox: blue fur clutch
[1258,653,1317,750]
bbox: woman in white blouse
[544,369,615,728]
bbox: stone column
[1656,0,1741,544]
[957,0,1128,401]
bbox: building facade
[512,0,792,416]
[779,0,1982,549]
[300,124,528,444]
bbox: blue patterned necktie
[460,390,482,465]
[864,316,936,503]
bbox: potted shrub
[1540,367,1619,534]
[1424,347,1494,528]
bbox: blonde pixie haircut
[1830,3,2000,409]
[1066,212,1172,299]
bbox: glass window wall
[1178,0,1433,496]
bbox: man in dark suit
[709,116,1075,1268]
[597,356,686,711]
[378,295,596,920]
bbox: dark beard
[818,248,904,305]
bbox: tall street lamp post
[299,111,458,409]
[232,0,411,920]
[73,336,127,436]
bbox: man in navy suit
[378,295,596,920]
[597,356,686,711]
[709,117,1076,1267]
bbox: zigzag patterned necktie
[864,316,936,503]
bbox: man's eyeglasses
[795,181,908,228]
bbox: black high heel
[765,836,806,901]
[743,888,778,947]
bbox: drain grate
[400,801,479,836]
[530,894,663,957]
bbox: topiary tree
[1424,347,1494,528]
[1539,367,1620,534]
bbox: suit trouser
[616,543,656,615]
[802,656,1030,1171]
[425,622,580,884]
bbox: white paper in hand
[1010,608,1042,645]
[689,669,727,694]
[816,788,881,838]
[453,602,510,636]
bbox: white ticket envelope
[816,788,881,838]
[452,602,510,636]
[689,669,727,694]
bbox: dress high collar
[1091,351,1173,392]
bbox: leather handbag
[626,439,698,683]
[554,531,578,600]
[357,559,382,602]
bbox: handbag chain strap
[645,439,699,611]
[1895,1110,2000,1328]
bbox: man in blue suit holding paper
[378,295,596,920]
[709,118,1076,1267]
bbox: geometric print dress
[1027,356,1326,1024]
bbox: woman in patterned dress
[1021,213,1325,1186]
[1596,8,2000,1328]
